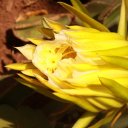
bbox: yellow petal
[18,73,44,87]
[95,97,123,108]
[118,0,127,39]
[101,56,128,69]
[96,46,128,56]
[16,44,36,60]
[6,63,35,70]
[47,73,74,89]
[99,69,128,79]
[86,98,110,110]
[68,26,99,32]
[34,73,62,93]
[62,87,115,98]
[65,69,128,87]
[72,40,127,51]
[66,70,100,87]
[21,69,47,79]
[65,31,123,40]
[71,63,97,71]
[116,77,128,88]
[80,46,128,57]
[42,17,66,33]
[72,112,96,128]
[27,38,43,45]
[100,77,128,101]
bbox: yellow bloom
[6,0,128,127]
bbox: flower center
[33,43,76,73]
